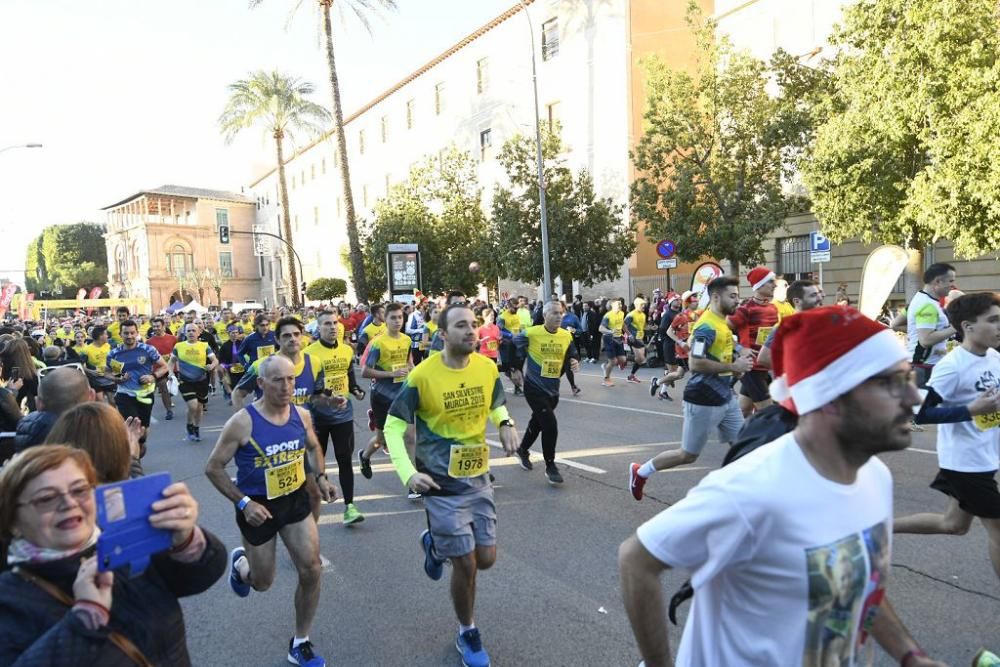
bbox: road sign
[656,239,676,259]
[810,250,831,263]
[656,258,678,270]
[252,225,272,257]
[809,231,831,263]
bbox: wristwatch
[499,419,516,429]
[314,472,327,482]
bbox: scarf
[7,526,100,565]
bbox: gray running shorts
[424,486,497,558]
[680,397,744,455]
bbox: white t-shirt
[927,346,1000,472]
[637,433,893,667]
[906,291,950,364]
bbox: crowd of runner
[0,264,998,666]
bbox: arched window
[115,246,127,281]
[168,243,193,276]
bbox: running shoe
[515,447,533,471]
[627,375,641,384]
[287,638,325,667]
[545,463,564,485]
[420,529,445,581]
[572,385,581,396]
[628,462,646,501]
[358,452,373,480]
[193,426,201,442]
[367,408,375,431]
[342,503,365,525]
[974,649,1000,666]
[658,389,673,401]
[649,377,659,397]
[229,547,251,597]
[513,386,523,396]
[456,628,490,667]
[909,421,925,432]
[601,380,615,388]
[164,409,173,421]
[618,360,627,370]
[209,385,217,396]
[407,491,423,501]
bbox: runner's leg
[893,498,974,535]
[279,516,323,637]
[980,518,1000,580]
[242,535,279,592]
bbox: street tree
[251,0,398,306]
[305,277,348,302]
[630,5,815,275]
[361,148,494,298]
[24,223,108,297]
[800,0,1000,294]
[208,270,227,306]
[491,128,634,291]
[219,70,330,308]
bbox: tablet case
[96,472,173,575]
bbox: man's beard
[835,394,912,461]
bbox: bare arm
[869,597,946,666]
[666,323,685,346]
[618,535,672,667]
[757,345,773,369]
[916,326,956,348]
[690,355,751,375]
[204,411,252,504]
[890,313,907,332]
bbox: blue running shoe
[229,547,251,598]
[456,628,490,667]
[420,529,444,581]
[287,638,325,666]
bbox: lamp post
[517,1,552,300]
[0,143,43,155]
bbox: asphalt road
[136,363,999,667]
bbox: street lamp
[517,0,552,300]
[0,143,43,155]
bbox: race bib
[230,363,245,374]
[329,375,349,395]
[448,443,490,478]
[486,339,499,352]
[755,327,774,346]
[974,411,1000,432]
[264,456,305,499]
[256,345,275,359]
[109,359,124,374]
[541,359,562,379]
[392,363,407,383]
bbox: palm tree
[219,70,330,307]
[251,0,398,302]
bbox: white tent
[182,300,209,315]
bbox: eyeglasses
[867,370,918,398]
[18,482,94,513]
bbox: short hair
[46,403,131,483]
[151,317,164,326]
[90,325,107,340]
[317,309,338,322]
[370,303,385,317]
[542,301,564,317]
[707,276,740,297]
[0,445,97,541]
[120,319,138,331]
[116,306,130,315]
[254,313,270,327]
[385,302,404,316]
[439,304,473,332]
[946,292,1000,341]
[38,366,92,414]
[275,316,304,337]
[786,280,816,304]
[923,263,956,285]
[447,290,466,305]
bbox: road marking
[505,386,683,418]
[908,447,936,455]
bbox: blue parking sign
[810,231,831,252]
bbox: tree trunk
[275,133,300,308]
[322,3,368,302]
[214,286,222,306]
[730,258,741,278]
[903,243,923,301]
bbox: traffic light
[219,225,230,244]
[300,281,307,294]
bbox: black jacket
[13,410,58,453]
[0,528,227,666]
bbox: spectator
[46,402,144,482]
[0,338,40,412]
[14,367,94,453]
[0,445,227,665]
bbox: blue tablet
[96,472,173,575]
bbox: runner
[78,325,116,404]
[619,305,943,667]
[383,303,518,667]
[146,316,178,420]
[106,306,130,346]
[107,319,169,452]
[895,292,1000,582]
[628,277,753,500]
[172,322,219,442]
[600,298,627,387]
[513,301,580,485]
[728,266,794,417]
[358,303,413,489]
[624,297,648,384]
[217,323,247,405]
[652,291,699,401]
[357,303,387,354]
[906,263,958,386]
[498,299,525,394]
[476,306,502,366]
[757,279,824,369]
[205,354,337,667]
[238,313,278,366]
[305,309,366,526]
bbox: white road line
[907,447,936,455]
[559,396,684,418]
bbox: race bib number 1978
[448,444,490,478]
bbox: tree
[24,223,108,297]
[629,4,815,275]
[800,0,1000,295]
[305,277,348,302]
[208,270,227,306]
[491,127,635,290]
[251,0,398,306]
[361,148,495,298]
[219,70,330,308]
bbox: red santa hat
[770,306,907,415]
[747,266,776,292]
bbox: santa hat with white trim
[769,306,907,415]
[747,266,776,292]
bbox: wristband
[237,496,251,511]
[901,648,928,666]
[170,529,196,553]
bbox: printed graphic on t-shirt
[803,521,890,667]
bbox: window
[406,99,415,129]
[435,82,445,115]
[291,174,296,190]
[381,115,389,143]
[476,57,489,94]
[215,208,229,231]
[547,101,561,132]
[479,128,493,160]
[168,244,193,277]
[542,18,559,61]
[219,252,234,278]
[359,130,366,155]
[775,235,812,280]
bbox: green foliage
[218,70,331,147]
[361,148,494,298]
[305,277,348,301]
[801,0,1000,259]
[491,126,634,288]
[630,4,814,273]
[24,223,107,296]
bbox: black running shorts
[235,485,312,546]
[739,369,772,403]
[179,378,210,404]
[930,469,1000,519]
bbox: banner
[858,245,910,320]
[0,284,16,317]
[88,287,102,300]
[690,262,725,310]
[75,288,87,300]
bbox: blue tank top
[235,403,308,496]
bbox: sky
[0,0,514,285]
